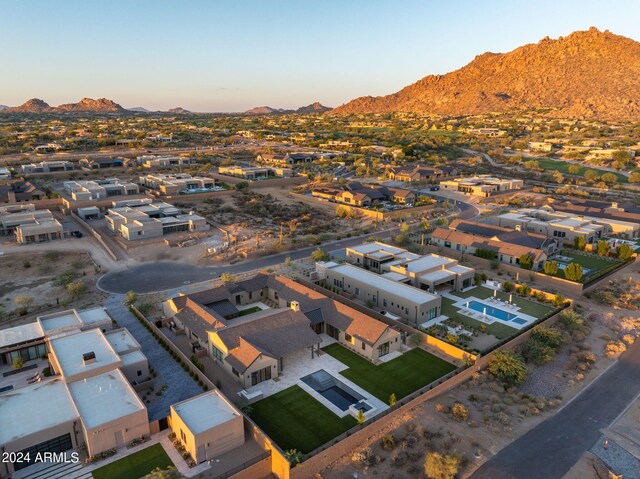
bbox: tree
[559,310,584,330]
[336,205,351,218]
[15,296,34,313]
[144,467,184,479]
[543,260,558,275]
[617,243,634,260]
[584,169,599,182]
[594,239,609,256]
[611,149,632,165]
[219,271,236,283]
[601,173,618,185]
[518,254,533,270]
[389,393,397,408]
[124,290,138,306]
[13,357,25,369]
[235,181,249,191]
[310,247,329,262]
[552,171,564,184]
[563,262,583,282]
[487,350,528,386]
[567,164,581,175]
[522,325,565,365]
[629,172,640,183]
[357,409,365,425]
[424,452,460,479]
[66,280,88,297]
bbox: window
[444,241,451,248]
[251,366,272,386]
[137,370,142,376]
[383,299,387,307]
[212,346,224,361]
[345,333,354,344]
[361,342,366,351]
[355,287,360,296]
[181,429,187,443]
[378,342,390,357]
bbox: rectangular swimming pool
[468,300,519,322]
[301,369,364,411]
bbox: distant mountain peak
[244,102,331,115]
[167,107,192,114]
[331,27,640,120]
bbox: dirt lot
[172,188,374,263]
[0,250,108,326]
[320,261,640,479]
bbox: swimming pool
[467,300,519,322]
[301,369,364,411]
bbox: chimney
[290,301,300,312]
[515,225,521,231]
[82,351,96,365]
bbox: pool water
[468,300,519,322]
[301,369,364,411]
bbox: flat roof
[68,370,146,430]
[171,390,240,435]
[419,269,455,282]
[381,271,409,282]
[0,323,43,348]
[348,242,406,255]
[104,328,140,354]
[49,329,121,379]
[120,350,147,367]
[39,311,82,333]
[401,255,454,272]
[328,263,438,303]
[0,379,79,444]
[78,307,111,326]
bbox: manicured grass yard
[549,250,624,282]
[92,444,173,479]
[529,157,629,183]
[441,297,517,340]
[322,344,455,401]
[450,286,554,318]
[250,385,356,453]
[238,306,262,316]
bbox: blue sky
[1,0,639,112]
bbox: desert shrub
[559,310,584,330]
[451,402,469,422]
[487,350,528,386]
[604,341,627,358]
[593,290,616,305]
[424,452,460,479]
[380,433,396,450]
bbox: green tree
[310,247,330,262]
[563,262,583,282]
[584,169,599,182]
[124,290,138,306]
[617,243,634,260]
[336,205,351,218]
[66,280,88,297]
[567,164,581,175]
[552,171,564,184]
[543,260,558,275]
[595,240,609,256]
[629,172,640,183]
[357,409,365,425]
[389,393,397,408]
[13,357,25,369]
[235,181,249,191]
[424,452,460,479]
[574,236,586,251]
[611,149,632,165]
[601,173,618,184]
[219,271,236,283]
[559,310,584,330]
[487,350,528,386]
[518,254,533,270]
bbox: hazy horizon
[2,0,640,112]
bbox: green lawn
[441,297,517,340]
[238,306,262,316]
[322,344,455,401]
[92,444,173,479]
[549,250,625,282]
[250,385,356,454]
[449,286,554,318]
[529,157,629,183]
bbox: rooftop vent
[290,300,300,312]
[82,351,96,365]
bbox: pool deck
[440,292,537,330]
[244,334,389,418]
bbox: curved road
[471,339,640,479]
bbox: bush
[617,243,634,260]
[451,402,469,422]
[559,310,584,330]
[522,326,564,365]
[66,280,88,297]
[124,290,138,306]
[519,254,533,270]
[503,281,514,293]
[380,433,396,450]
[12,357,25,369]
[487,350,528,386]
[424,452,460,479]
[563,263,583,282]
[593,290,616,305]
[605,341,627,358]
[543,261,559,275]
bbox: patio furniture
[26,371,40,382]
[27,374,41,384]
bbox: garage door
[14,433,73,471]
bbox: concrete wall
[69,211,118,261]
[83,409,150,457]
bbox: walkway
[470,338,640,479]
[104,295,203,421]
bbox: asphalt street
[470,339,640,479]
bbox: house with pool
[162,274,403,390]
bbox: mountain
[8,98,54,113]
[128,106,151,113]
[245,102,331,115]
[331,28,640,120]
[167,107,192,114]
[0,105,9,111]
[295,102,331,114]
[56,98,126,113]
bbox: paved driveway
[105,295,203,421]
[471,339,640,479]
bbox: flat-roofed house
[440,176,523,197]
[170,390,245,464]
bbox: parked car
[70,231,83,238]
